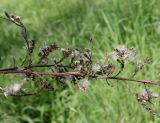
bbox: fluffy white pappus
[115,45,127,52]
[78,79,90,91]
[111,45,137,62]
[92,64,101,72]
[4,83,23,97]
[141,89,159,98]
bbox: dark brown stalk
[0,69,159,86]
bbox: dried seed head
[38,44,57,64]
[141,89,159,99]
[80,52,90,63]
[136,89,159,104]
[69,49,80,58]
[4,83,23,96]
[137,58,152,69]
[9,14,21,23]
[14,16,21,22]
[111,45,137,62]
[61,48,72,57]
[102,64,115,75]
[74,60,81,66]
[78,79,90,91]
[92,64,101,73]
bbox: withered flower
[78,79,90,91]
[111,45,137,62]
[137,58,152,70]
[92,64,101,73]
[3,83,23,97]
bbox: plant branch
[0,69,158,86]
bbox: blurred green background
[0,0,160,122]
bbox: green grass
[0,0,160,122]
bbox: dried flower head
[78,79,90,91]
[111,45,137,62]
[102,64,115,75]
[80,52,91,64]
[3,83,23,96]
[136,89,159,104]
[92,64,101,73]
[0,12,159,115]
[61,48,72,57]
[141,89,159,99]
[137,58,152,69]
[69,49,80,58]
[38,44,58,64]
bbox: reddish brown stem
[0,69,159,86]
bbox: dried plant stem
[0,12,159,115]
[0,64,72,71]
[0,68,159,86]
